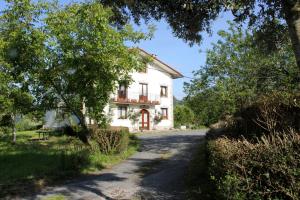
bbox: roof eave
[137,48,184,79]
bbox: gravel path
[33,130,206,200]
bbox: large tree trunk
[76,113,90,144]
[283,2,300,70]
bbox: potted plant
[154,111,163,124]
[127,109,141,131]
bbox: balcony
[111,92,160,105]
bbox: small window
[118,106,127,119]
[160,86,168,97]
[161,108,168,119]
[118,84,127,99]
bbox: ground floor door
[139,109,150,130]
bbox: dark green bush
[0,126,12,135]
[0,114,13,127]
[207,93,300,140]
[207,132,300,200]
[174,105,195,128]
[0,115,13,135]
[91,127,129,154]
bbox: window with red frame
[161,108,168,119]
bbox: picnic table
[36,129,51,140]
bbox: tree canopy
[174,105,195,128]
[0,0,38,140]
[0,0,152,137]
[100,0,300,69]
[184,22,299,126]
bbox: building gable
[138,48,183,79]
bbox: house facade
[45,49,183,132]
[89,49,183,132]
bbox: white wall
[109,62,174,131]
[44,110,79,129]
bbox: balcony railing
[111,92,160,105]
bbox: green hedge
[90,127,129,154]
[207,132,300,200]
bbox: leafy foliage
[184,22,299,126]
[0,0,152,139]
[154,111,163,124]
[205,93,300,142]
[208,132,300,200]
[174,105,195,128]
[100,0,300,73]
[127,109,140,123]
[15,115,42,131]
[39,2,152,127]
[0,0,46,140]
[91,128,130,154]
[99,0,292,46]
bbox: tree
[0,71,33,142]
[1,0,152,139]
[0,0,40,142]
[0,0,152,142]
[9,90,33,143]
[99,0,300,71]
[39,2,151,134]
[174,105,195,128]
[184,22,299,126]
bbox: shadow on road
[32,131,206,200]
[132,133,205,199]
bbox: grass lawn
[185,141,214,200]
[0,130,139,197]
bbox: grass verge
[0,131,139,198]
[185,141,214,200]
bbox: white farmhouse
[45,48,183,132]
[86,48,183,131]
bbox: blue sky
[133,12,234,99]
[0,0,234,99]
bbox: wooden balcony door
[118,84,127,100]
[139,109,149,130]
[139,83,148,102]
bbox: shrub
[0,126,12,135]
[0,114,13,127]
[174,105,195,128]
[207,93,300,140]
[91,127,129,154]
[207,132,300,200]
[15,116,39,131]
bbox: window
[118,84,127,99]
[118,106,127,119]
[139,83,148,96]
[160,86,168,97]
[161,108,168,119]
[139,83,148,101]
